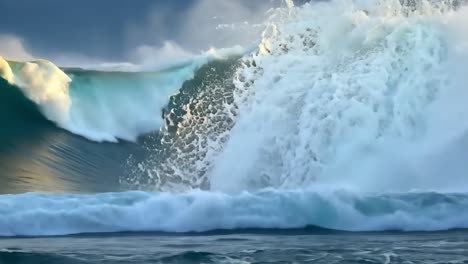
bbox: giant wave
[1,0,468,237]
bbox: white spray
[208,0,468,193]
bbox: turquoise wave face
[0,48,243,143]
[63,66,199,142]
[1,59,199,142]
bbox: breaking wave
[1,190,468,237]
[2,0,468,237]
[0,47,244,142]
[127,0,468,194]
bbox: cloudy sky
[0,0,288,66]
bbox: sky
[0,0,290,66]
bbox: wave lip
[1,190,467,237]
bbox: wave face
[1,190,468,237]
[0,56,189,142]
[2,0,468,237]
[0,49,242,142]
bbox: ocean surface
[1,0,468,263]
[2,231,468,264]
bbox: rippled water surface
[1,231,467,264]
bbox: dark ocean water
[1,231,468,264]
[0,110,134,194]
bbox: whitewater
[1,0,468,237]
